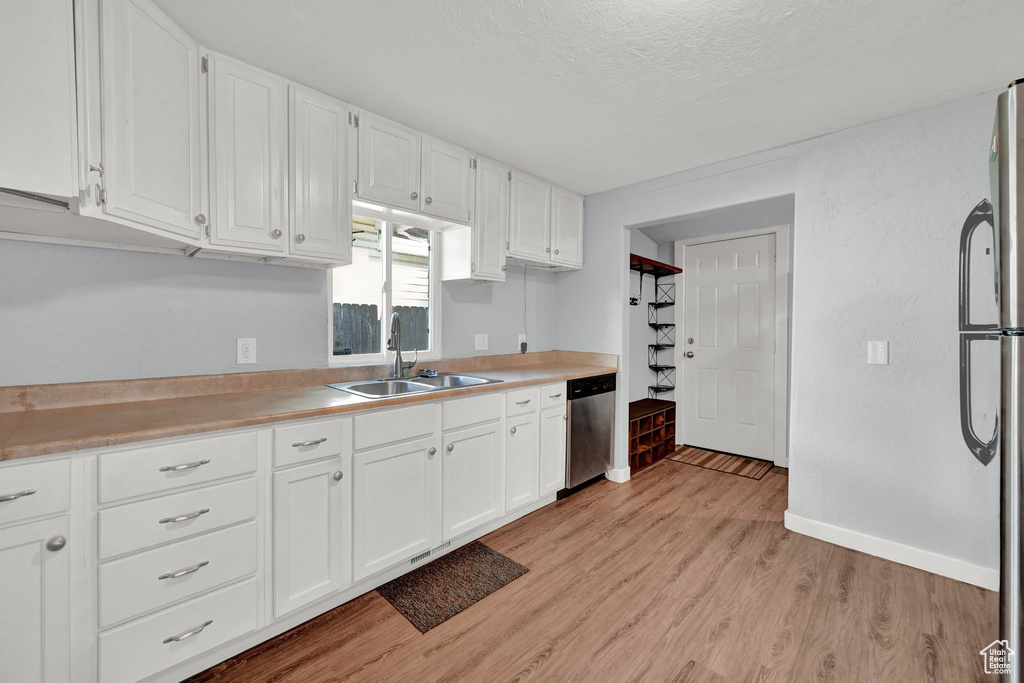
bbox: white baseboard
[606,467,630,483]
[784,510,998,591]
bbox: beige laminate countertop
[0,359,616,462]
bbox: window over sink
[330,216,440,363]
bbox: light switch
[475,333,488,351]
[867,340,889,365]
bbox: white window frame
[327,217,442,366]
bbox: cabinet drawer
[98,522,257,628]
[442,392,502,432]
[354,403,435,451]
[506,387,540,417]
[97,432,258,503]
[0,458,69,526]
[273,417,350,468]
[98,577,258,683]
[98,478,257,560]
[540,382,566,411]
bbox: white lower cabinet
[272,456,348,617]
[0,516,70,683]
[539,406,568,496]
[352,435,441,582]
[505,413,540,512]
[442,423,504,542]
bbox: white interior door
[682,234,776,460]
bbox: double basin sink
[327,373,503,399]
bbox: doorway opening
[627,195,794,468]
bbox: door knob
[446,443,455,452]
[684,351,694,358]
[425,196,432,205]
[411,191,419,201]
[428,447,437,456]
[46,536,67,552]
[333,471,343,481]
[270,229,282,239]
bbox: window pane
[391,223,431,352]
[332,217,383,356]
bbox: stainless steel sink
[411,374,493,388]
[326,374,502,399]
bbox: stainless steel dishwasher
[563,373,616,495]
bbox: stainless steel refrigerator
[995,77,1024,681]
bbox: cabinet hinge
[201,56,208,73]
[98,187,108,205]
[205,224,211,238]
[508,170,512,181]
[506,240,510,250]
[353,180,358,194]
[471,158,477,170]
[353,113,359,128]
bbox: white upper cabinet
[473,157,510,280]
[421,137,472,223]
[550,186,584,268]
[289,86,354,263]
[207,54,288,252]
[357,113,421,211]
[0,0,77,198]
[98,0,202,239]
[509,170,551,262]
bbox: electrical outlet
[475,333,488,351]
[237,338,256,364]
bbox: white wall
[628,230,659,402]
[554,91,1000,579]
[0,239,559,386]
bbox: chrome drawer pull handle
[158,560,209,581]
[548,393,562,399]
[292,438,327,448]
[515,399,531,406]
[162,619,213,644]
[159,508,210,525]
[0,489,36,503]
[159,459,210,473]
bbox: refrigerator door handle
[959,331,999,465]
[958,198,997,332]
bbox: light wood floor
[190,460,997,683]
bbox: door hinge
[201,56,208,73]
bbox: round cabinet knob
[333,471,343,481]
[428,447,437,456]
[545,247,551,253]
[194,214,207,226]
[425,197,432,205]
[685,351,694,358]
[446,443,455,452]
[554,249,560,255]
[270,229,282,239]
[510,426,517,435]
[46,536,67,552]
[296,234,306,243]
[687,337,694,345]
[501,265,507,272]
[410,191,419,201]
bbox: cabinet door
[273,457,348,617]
[421,137,472,223]
[352,437,440,582]
[208,54,287,252]
[509,170,551,262]
[289,86,354,262]
[505,414,539,512]
[442,423,504,542]
[100,0,201,239]
[472,157,510,281]
[539,407,567,496]
[0,517,69,682]
[357,113,420,211]
[550,186,584,268]
[0,0,77,197]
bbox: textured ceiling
[153,0,1024,195]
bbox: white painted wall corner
[606,467,631,483]
[784,510,998,591]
